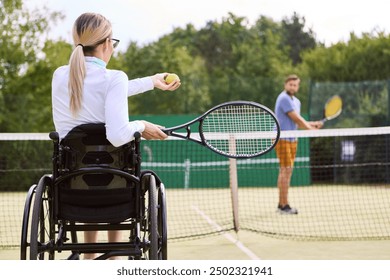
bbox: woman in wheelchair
[51,12,180,259]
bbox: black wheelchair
[20,123,167,260]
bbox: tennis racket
[162,101,280,158]
[321,95,343,124]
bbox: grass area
[1,185,390,260]
[2,231,390,260]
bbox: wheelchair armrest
[134,131,141,142]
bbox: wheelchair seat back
[55,123,138,223]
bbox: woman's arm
[127,73,181,96]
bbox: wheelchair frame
[20,124,167,260]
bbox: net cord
[2,126,390,141]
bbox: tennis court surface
[1,127,390,259]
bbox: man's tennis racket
[321,95,343,124]
[162,101,280,158]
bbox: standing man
[274,74,322,214]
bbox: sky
[25,0,389,51]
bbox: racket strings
[201,105,279,157]
[324,96,342,119]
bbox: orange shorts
[275,140,297,167]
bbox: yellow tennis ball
[164,73,180,84]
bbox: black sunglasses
[111,38,120,49]
[95,38,120,49]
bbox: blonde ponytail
[68,45,86,115]
[68,13,113,116]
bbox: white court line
[191,205,260,260]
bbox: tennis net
[1,126,390,247]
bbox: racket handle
[161,129,171,135]
[161,127,190,138]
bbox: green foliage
[2,3,390,192]
[281,12,318,65]
[0,0,64,132]
[5,40,72,132]
[0,1,65,191]
[2,4,390,130]
[120,38,210,114]
[302,31,390,82]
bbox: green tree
[118,12,316,113]
[280,12,318,65]
[189,13,254,106]
[302,31,390,82]
[238,16,294,108]
[12,40,72,132]
[121,38,210,115]
[0,0,63,131]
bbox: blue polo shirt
[275,91,301,141]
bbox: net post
[184,159,191,189]
[387,80,390,125]
[228,135,239,232]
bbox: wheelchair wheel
[147,175,158,260]
[142,174,168,260]
[30,175,55,260]
[20,184,37,260]
[157,182,168,260]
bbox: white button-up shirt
[52,56,154,147]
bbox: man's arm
[287,111,322,130]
